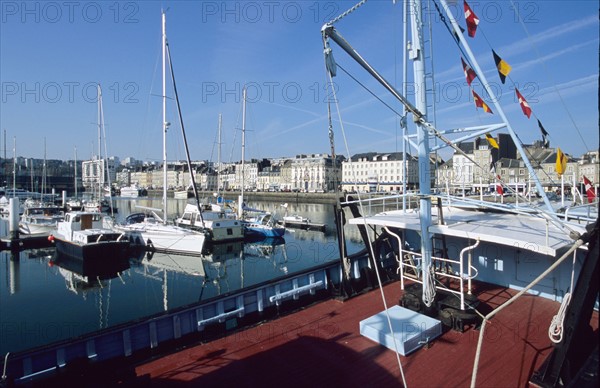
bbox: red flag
[515,88,532,119]
[461,57,477,86]
[472,90,493,114]
[496,175,504,195]
[583,176,596,203]
[464,1,479,38]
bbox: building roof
[349,152,411,162]
[497,158,523,168]
[457,142,475,154]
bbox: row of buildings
[438,135,599,195]
[81,134,598,197]
[3,133,595,198]
[85,153,344,193]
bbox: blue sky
[1,0,598,164]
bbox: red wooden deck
[131,282,598,387]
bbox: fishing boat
[18,205,64,236]
[49,211,132,261]
[108,11,207,256]
[320,1,598,387]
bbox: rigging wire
[326,17,578,236]
[509,0,590,153]
[337,64,405,118]
[323,30,408,388]
[429,0,564,187]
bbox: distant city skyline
[1,1,597,163]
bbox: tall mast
[410,0,434,306]
[162,10,168,222]
[74,147,78,198]
[42,137,47,198]
[30,158,33,192]
[97,84,107,200]
[217,113,222,194]
[12,136,16,192]
[401,0,408,212]
[97,84,101,164]
[238,87,247,218]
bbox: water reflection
[0,197,366,355]
[44,251,130,332]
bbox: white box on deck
[359,305,442,356]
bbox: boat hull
[244,224,286,238]
[114,224,206,256]
[54,238,131,261]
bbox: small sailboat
[175,116,244,243]
[236,87,285,238]
[109,11,207,256]
[82,84,115,215]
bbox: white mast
[410,0,435,306]
[74,147,78,198]
[217,113,222,194]
[12,136,16,192]
[42,137,47,199]
[238,87,247,218]
[96,84,103,201]
[162,10,168,223]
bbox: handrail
[459,239,480,309]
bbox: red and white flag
[515,88,532,119]
[464,1,480,38]
[496,175,504,195]
[461,57,477,86]
[583,176,596,203]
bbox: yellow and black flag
[492,50,512,84]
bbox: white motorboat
[19,205,64,236]
[49,211,132,261]
[176,203,244,243]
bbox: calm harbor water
[0,197,365,355]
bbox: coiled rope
[548,250,577,343]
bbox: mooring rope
[470,236,587,387]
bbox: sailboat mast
[238,87,247,218]
[410,0,435,306]
[162,11,168,222]
[217,113,222,192]
[97,85,101,166]
[42,137,47,198]
[74,147,78,198]
[12,136,16,192]
[95,83,104,201]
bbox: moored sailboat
[108,11,207,256]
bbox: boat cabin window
[125,213,146,225]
